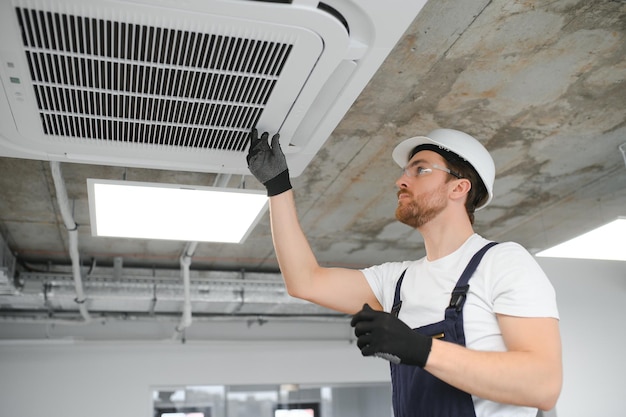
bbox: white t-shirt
[361,233,559,417]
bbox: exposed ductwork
[2,267,343,322]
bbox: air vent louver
[16,7,293,152]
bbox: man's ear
[449,178,472,204]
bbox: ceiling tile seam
[437,0,494,61]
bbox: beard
[395,184,448,228]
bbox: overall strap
[391,269,407,317]
[449,241,499,312]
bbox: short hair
[410,144,488,224]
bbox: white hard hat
[392,128,495,210]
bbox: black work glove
[351,304,432,367]
[246,128,292,196]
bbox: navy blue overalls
[390,242,498,417]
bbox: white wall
[0,340,389,417]
[0,257,623,417]
[537,257,626,417]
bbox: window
[274,402,319,417]
[153,382,391,417]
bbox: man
[247,127,562,417]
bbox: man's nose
[396,173,409,189]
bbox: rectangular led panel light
[535,218,626,261]
[87,179,268,243]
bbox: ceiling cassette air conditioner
[0,0,427,176]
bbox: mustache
[397,189,413,199]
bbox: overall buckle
[449,285,470,312]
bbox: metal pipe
[50,161,91,323]
[173,241,198,339]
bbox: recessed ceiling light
[535,218,626,261]
[87,179,268,243]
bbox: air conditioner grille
[14,7,294,151]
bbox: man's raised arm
[247,129,379,314]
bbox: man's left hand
[350,304,432,367]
